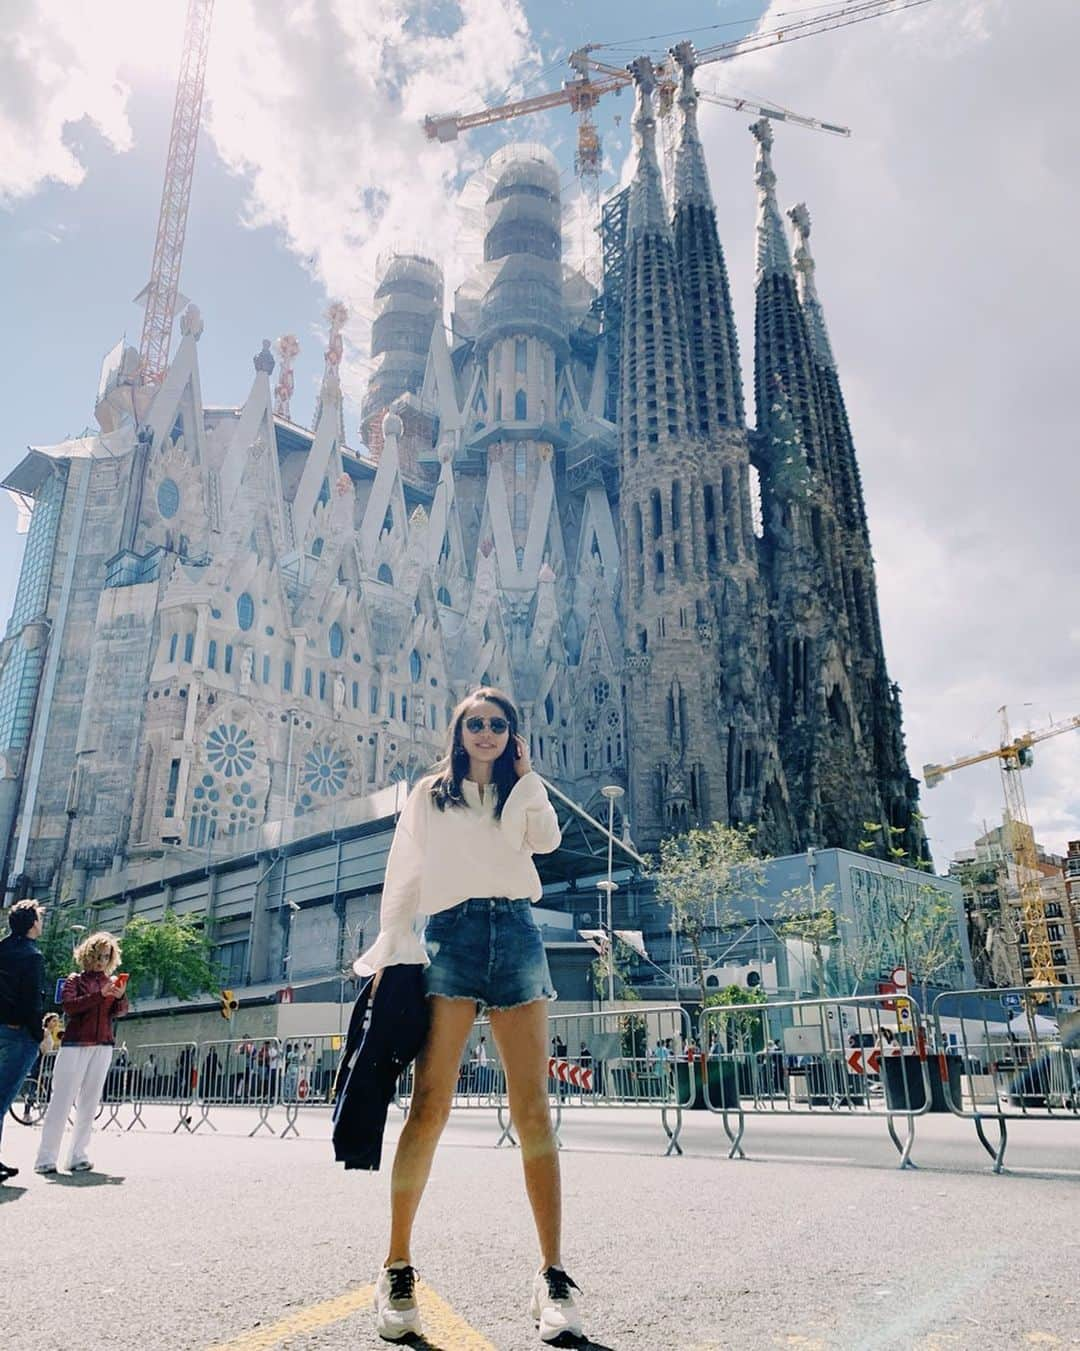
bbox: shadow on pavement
[0,1184,29,1202]
[43,1172,126,1187]
[399,1335,613,1351]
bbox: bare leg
[489,1000,561,1269]
[386,996,476,1266]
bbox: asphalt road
[2,1103,1078,1350]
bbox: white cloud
[0,2,142,205]
[689,0,1080,864]
[202,0,539,394]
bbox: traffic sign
[896,997,914,1032]
[891,967,910,990]
[1000,993,1022,1009]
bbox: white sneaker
[34,1164,57,1175]
[530,1266,583,1343]
[375,1262,421,1342]
[70,1161,94,1173]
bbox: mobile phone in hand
[114,972,130,992]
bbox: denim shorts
[424,897,556,1011]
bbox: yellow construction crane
[423,0,932,200]
[924,709,1080,987]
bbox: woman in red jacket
[34,931,128,1175]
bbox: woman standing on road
[34,931,128,1175]
[355,686,582,1345]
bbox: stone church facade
[0,58,922,909]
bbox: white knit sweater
[353,771,562,974]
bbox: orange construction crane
[924,710,1080,988]
[136,0,215,384]
[424,0,932,196]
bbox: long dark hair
[428,686,521,820]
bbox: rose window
[206,723,257,778]
[295,743,350,816]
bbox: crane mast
[137,0,215,384]
[924,710,1080,989]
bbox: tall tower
[361,252,444,469]
[750,118,879,849]
[788,203,925,858]
[670,48,793,850]
[619,59,723,848]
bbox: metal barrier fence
[698,993,935,1168]
[279,1034,344,1138]
[16,988,1075,1173]
[191,1038,284,1136]
[931,985,1080,1172]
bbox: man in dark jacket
[0,900,48,1181]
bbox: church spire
[671,42,744,431]
[671,42,712,209]
[751,119,825,473]
[751,118,793,282]
[619,57,694,456]
[788,203,836,370]
[625,58,670,243]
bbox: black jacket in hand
[332,964,430,1171]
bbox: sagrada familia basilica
[0,57,924,909]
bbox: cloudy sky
[1,0,1076,868]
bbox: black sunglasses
[464,715,510,735]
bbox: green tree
[908,888,962,1008]
[703,983,768,1054]
[647,822,766,1019]
[774,882,842,996]
[590,936,640,1004]
[36,911,81,1008]
[120,912,220,1002]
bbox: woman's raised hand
[512,734,531,779]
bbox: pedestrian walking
[35,931,129,1175]
[352,685,584,1344]
[0,900,49,1183]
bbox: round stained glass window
[206,722,256,778]
[300,743,349,798]
[329,622,344,658]
[157,479,180,519]
[237,593,255,631]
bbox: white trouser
[35,1045,114,1169]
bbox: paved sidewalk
[1,1105,1078,1349]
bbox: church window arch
[329,622,344,658]
[514,389,527,420]
[650,489,662,539]
[304,668,312,697]
[183,633,194,663]
[377,563,394,586]
[495,390,503,421]
[514,492,527,529]
[262,655,271,684]
[671,481,682,531]
[157,479,180,519]
[515,445,527,475]
[437,585,452,607]
[207,640,217,671]
[318,477,330,506]
[409,649,422,683]
[311,537,324,558]
[283,660,293,692]
[319,672,327,701]
[544,691,555,723]
[632,503,643,557]
[237,593,255,631]
[224,645,234,674]
[515,338,528,374]
[168,633,178,662]
[352,681,359,709]
[370,686,380,714]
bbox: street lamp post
[599,785,625,1004]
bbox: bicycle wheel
[8,1078,45,1126]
